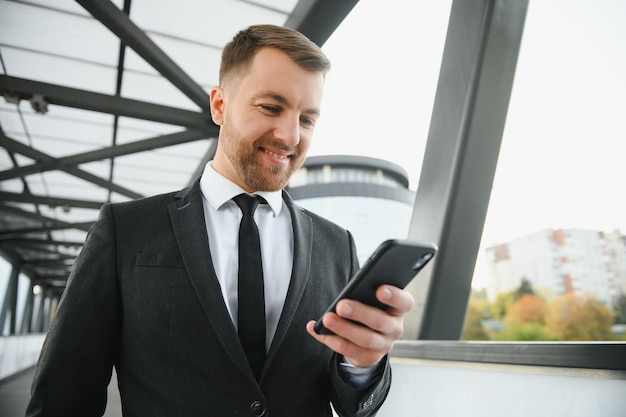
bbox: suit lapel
[167,180,251,378]
[264,191,313,369]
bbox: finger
[306,320,386,367]
[335,299,398,337]
[376,285,415,315]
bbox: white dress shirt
[199,162,378,387]
[199,162,292,350]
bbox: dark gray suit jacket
[27,180,391,417]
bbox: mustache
[255,137,298,155]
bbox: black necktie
[233,193,266,380]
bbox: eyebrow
[253,90,320,117]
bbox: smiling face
[210,47,325,192]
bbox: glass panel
[465,0,626,342]
[247,0,299,14]
[14,273,30,334]
[0,2,119,66]
[315,0,452,190]
[120,70,199,110]
[16,0,124,16]
[26,171,110,201]
[5,108,115,158]
[130,0,287,47]
[124,34,221,88]
[1,47,118,94]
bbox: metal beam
[0,204,91,232]
[0,263,20,335]
[23,256,75,266]
[0,222,94,238]
[404,0,529,340]
[0,134,143,199]
[77,0,212,112]
[0,191,104,211]
[0,75,216,132]
[0,238,84,249]
[286,0,359,46]
[0,129,208,181]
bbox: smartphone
[314,239,437,335]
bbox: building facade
[287,155,415,264]
[485,228,626,307]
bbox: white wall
[378,357,626,417]
[0,334,45,381]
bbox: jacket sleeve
[26,204,121,417]
[330,354,392,417]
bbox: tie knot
[233,193,265,217]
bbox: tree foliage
[504,294,546,325]
[490,290,516,320]
[462,297,490,340]
[463,284,620,341]
[545,292,615,341]
[515,277,535,299]
[614,294,626,324]
[494,322,556,341]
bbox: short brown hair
[219,24,331,85]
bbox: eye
[300,116,316,128]
[260,104,280,114]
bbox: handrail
[391,340,626,371]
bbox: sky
[310,0,626,251]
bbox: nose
[273,114,300,146]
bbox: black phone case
[314,239,437,335]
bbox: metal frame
[392,341,626,371]
[404,0,529,340]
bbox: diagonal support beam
[0,191,104,211]
[286,0,359,46]
[0,204,92,232]
[0,134,143,199]
[0,238,85,249]
[77,0,211,112]
[0,75,216,132]
[0,222,95,238]
[0,129,208,181]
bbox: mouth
[260,146,292,162]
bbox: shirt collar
[199,162,284,217]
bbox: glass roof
[0,0,355,285]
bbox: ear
[209,86,225,125]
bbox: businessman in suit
[27,24,414,417]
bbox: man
[27,24,414,417]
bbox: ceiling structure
[0,0,358,290]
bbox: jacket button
[249,400,266,416]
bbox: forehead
[233,48,325,107]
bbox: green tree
[504,294,546,325]
[515,277,535,299]
[494,322,556,341]
[490,290,516,320]
[613,294,626,324]
[462,297,490,340]
[496,293,553,341]
[546,292,615,341]
[490,278,535,320]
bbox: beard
[219,123,305,192]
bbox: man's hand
[306,285,415,368]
